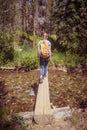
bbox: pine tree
[52,0,87,54]
[46,0,56,35]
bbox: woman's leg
[40,57,44,78]
[44,57,50,77]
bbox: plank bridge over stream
[19,76,71,125]
[33,76,53,124]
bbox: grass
[0,31,86,69]
[52,50,86,68]
[3,45,87,70]
[13,49,39,69]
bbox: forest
[0,0,87,68]
[0,0,87,130]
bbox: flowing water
[0,69,87,113]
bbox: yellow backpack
[40,40,50,58]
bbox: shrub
[52,49,86,68]
[0,29,14,65]
[14,50,39,70]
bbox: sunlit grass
[52,50,86,67]
[4,48,86,69]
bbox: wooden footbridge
[18,76,72,125]
[34,76,53,124]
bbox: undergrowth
[2,48,87,70]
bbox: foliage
[45,0,56,34]
[20,32,41,49]
[0,106,9,122]
[14,50,39,70]
[0,107,10,130]
[0,81,10,130]
[18,31,33,49]
[52,49,86,68]
[0,29,14,65]
[11,114,28,130]
[52,0,87,54]
[3,47,87,70]
[0,0,18,29]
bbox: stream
[0,69,87,113]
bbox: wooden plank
[34,77,53,124]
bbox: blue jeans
[40,57,50,77]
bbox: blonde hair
[43,32,48,38]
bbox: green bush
[14,50,39,69]
[4,47,87,70]
[11,114,28,130]
[0,30,14,65]
[52,49,86,68]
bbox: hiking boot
[39,77,43,83]
[43,76,46,79]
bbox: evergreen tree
[52,0,87,54]
[0,0,17,64]
[0,0,18,30]
[46,0,56,35]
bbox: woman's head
[43,32,48,39]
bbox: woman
[38,33,51,83]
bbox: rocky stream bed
[0,68,87,113]
[0,68,87,130]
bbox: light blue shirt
[38,39,51,47]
